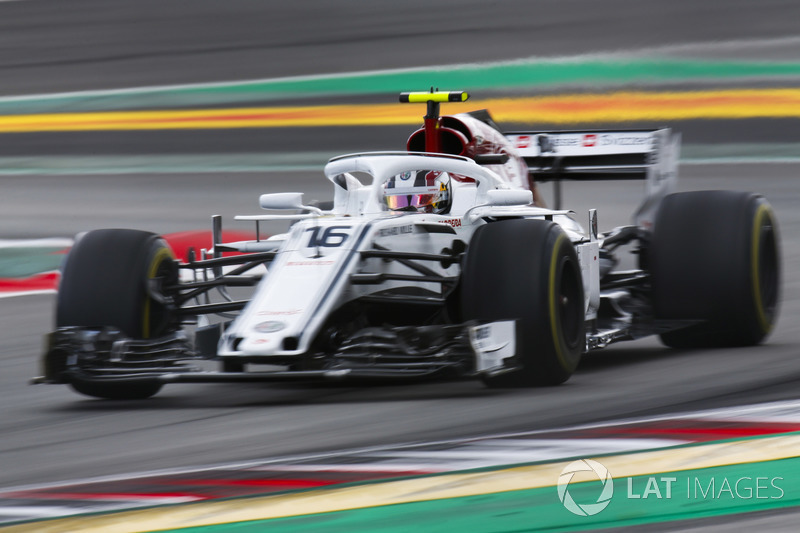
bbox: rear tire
[649,191,780,348]
[57,229,178,399]
[462,219,585,387]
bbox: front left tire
[57,229,178,399]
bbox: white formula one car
[36,91,781,399]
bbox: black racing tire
[57,229,178,399]
[461,219,585,387]
[649,191,780,348]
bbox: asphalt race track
[1,162,798,492]
[0,1,799,529]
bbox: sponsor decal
[599,134,652,146]
[257,309,302,316]
[543,133,653,149]
[514,135,531,149]
[474,325,491,341]
[378,225,413,238]
[551,136,582,147]
[439,218,462,228]
[254,321,286,333]
[286,260,335,266]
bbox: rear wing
[505,129,680,227]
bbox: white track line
[2,399,800,496]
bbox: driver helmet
[383,170,451,214]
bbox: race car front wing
[34,320,522,386]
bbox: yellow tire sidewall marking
[142,245,175,339]
[751,204,774,334]
[548,232,570,370]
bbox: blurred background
[1,0,800,237]
[0,0,799,511]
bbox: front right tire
[461,219,585,387]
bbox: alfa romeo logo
[557,459,614,516]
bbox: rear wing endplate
[505,129,680,227]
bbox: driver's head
[383,170,451,214]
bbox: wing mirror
[259,192,322,214]
[473,153,510,165]
[464,189,535,223]
[485,189,533,206]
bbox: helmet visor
[385,193,438,211]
